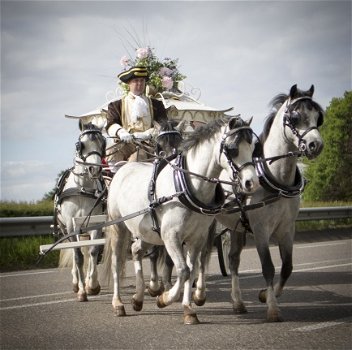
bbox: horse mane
[81,122,100,132]
[181,117,252,153]
[161,120,178,131]
[181,118,226,152]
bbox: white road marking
[291,316,352,332]
[1,291,72,302]
[0,269,58,278]
[0,293,112,311]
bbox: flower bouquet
[119,47,186,96]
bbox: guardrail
[0,206,351,238]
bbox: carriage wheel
[216,228,231,277]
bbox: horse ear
[289,84,298,98]
[228,116,242,129]
[153,121,161,131]
[175,120,186,133]
[308,84,314,97]
[78,120,84,131]
[245,116,253,126]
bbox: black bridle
[75,129,106,161]
[219,125,257,189]
[74,129,106,178]
[283,96,321,154]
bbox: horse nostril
[308,141,317,151]
[245,180,253,191]
[88,166,98,176]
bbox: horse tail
[100,224,113,286]
[156,246,167,273]
[58,247,73,268]
[100,221,130,286]
[58,236,90,270]
[202,220,217,268]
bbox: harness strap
[148,154,178,233]
[255,158,305,198]
[173,154,226,215]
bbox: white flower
[136,47,149,59]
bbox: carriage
[46,83,236,275]
[40,82,324,324]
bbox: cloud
[1,0,351,201]
[1,160,59,201]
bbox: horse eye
[226,144,239,158]
[290,111,301,125]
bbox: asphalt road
[1,228,351,350]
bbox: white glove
[117,128,133,143]
[133,131,152,141]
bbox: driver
[105,66,168,169]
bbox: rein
[256,150,304,165]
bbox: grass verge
[0,236,59,272]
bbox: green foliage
[0,199,54,217]
[303,91,352,201]
[0,236,59,272]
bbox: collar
[173,154,225,215]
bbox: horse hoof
[77,293,88,302]
[183,314,200,325]
[156,295,167,308]
[87,284,101,296]
[233,303,248,314]
[147,284,164,297]
[192,292,206,306]
[132,297,143,312]
[114,305,126,317]
[259,289,267,303]
[267,313,284,322]
[72,284,79,293]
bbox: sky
[1,0,351,202]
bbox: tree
[303,91,352,201]
[41,170,67,201]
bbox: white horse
[56,123,106,301]
[214,84,324,321]
[102,116,260,324]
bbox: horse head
[75,122,106,178]
[155,120,184,157]
[282,84,324,159]
[220,116,259,193]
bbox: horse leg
[182,245,201,325]
[156,237,188,310]
[86,241,101,296]
[162,250,174,291]
[147,245,164,297]
[193,220,216,307]
[192,244,207,307]
[110,224,129,317]
[229,229,247,314]
[256,244,282,322]
[73,247,88,302]
[71,249,79,293]
[274,236,294,299]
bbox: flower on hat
[162,76,173,90]
[159,67,173,77]
[118,46,186,95]
[136,47,149,59]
